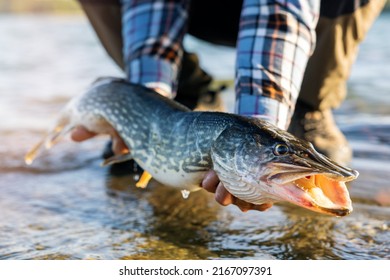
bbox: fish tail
[44,122,73,149]
[25,115,72,165]
[24,138,46,165]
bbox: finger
[214,182,234,206]
[201,170,220,193]
[112,135,129,155]
[231,197,255,212]
[232,196,273,212]
[252,203,273,212]
[71,126,97,142]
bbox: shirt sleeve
[120,0,189,97]
[235,0,320,129]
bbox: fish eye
[273,144,289,156]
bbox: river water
[0,13,389,260]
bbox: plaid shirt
[235,0,319,129]
[120,0,319,129]
[121,0,189,98]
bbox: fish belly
[136,159,204,191]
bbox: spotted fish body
[72,79,260,191]
[72,80,272,190]
[27,78,359,216]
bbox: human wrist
[235,93,290,130]
[126,56,178,99]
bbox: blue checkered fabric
[121,0,189,97]
[120,0,319,128]
[235,0,320,129]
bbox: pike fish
[25,78,359,216]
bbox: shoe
[288,101,352,166]
[193,85,226,112]
[175,52,225,111]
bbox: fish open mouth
[264,148,358,217]
[285,174,353,216]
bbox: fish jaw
[269,174,353,216]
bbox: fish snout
[294,143,359,182]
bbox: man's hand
[71,126,273,212]
[71,126,129,155]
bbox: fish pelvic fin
[135,171,152,189]
[101,153,133,166]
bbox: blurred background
[0,0,389,260]
[0,0,80,13]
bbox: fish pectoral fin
[101,153,133,166]
[135,171,152,189]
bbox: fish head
[211,118,358,216]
